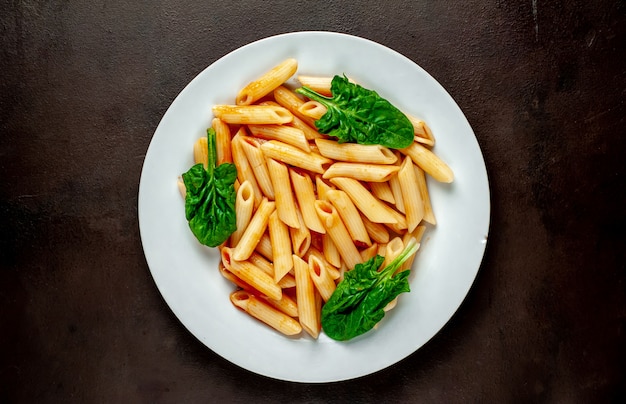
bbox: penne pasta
[230,180,255,247]
[414,164,436,225]
[289,169,326,234]
[230,290,301,336]
[259,100,324,140]
[315,138,397,164]
[254,232,273,261]
[236,58,298,105]
[266,158,300,228]
[304,247,341,280]
[297,75,357,96]
[298,100,327,120]
[361,214,390,244]
[273,85,317,128]
[248,124,311,152]
[323,162,400,182]
[221,247,282,301]
[212,117,233,164]
[239,136,275,200]
[193,136,208,168]
[406,113,435,146]
[293,255,320,339]
[290,208,312,257]
[261,140,332,174]
[314,200,363,269]
[369,181,395,204]
[213,105,293,125]
[248,252,296,289]
[321,233,342,269]
[325,189,372,248]
[308,254,336,302]
[268,211,293,283]
[231,130,263,207]
[401,142,454,183]
[398,156,424,233]
[231,198,275,261]
[329,177,400,224]
[389,169,405,213]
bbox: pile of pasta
[178,59,454,339]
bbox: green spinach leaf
[295,75,414,149]
[321,240,420,341]
[182,128,237,247]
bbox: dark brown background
[1,1,625,402]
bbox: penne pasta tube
[293,255,320,339]
[239,136,275,200]
[221,247,282,301]
[314,200,362,269]
[314,138,397,164]
[297,75,357,96]
[401,142,454,183]
[303,247,341,280]
[261,140,332,174]
[398,156,424,233]
[325,189,372,248]
[289,169,326,234]
[213,105,293,125]
[290,208,311,257]
[266,158,300,228]
[406,114,435,147]
[248,252,296,289]
[329,177,400,224]
[248,124,311,152]
[360,242,379,262]
[236,58,298,105]
[381,237,404,269]
[315,176,335,201]
[273,85,317,128]
[212,117,232,164]
[254,232,273,261]
[370,181,395,204]
[323,162,400,182]
[268,211,293,283]
[230,290,301,336]
[361,214,390,244]
[220,264,297,316]
[321,233,342,269]
[231,130,263,207]
[308,254,336,302]
[415,164,436,225]
[298,100,327,120]
[193,136,208,168]
[231,198,275,261]
[259,100,323,140]
[230,180,255,247]
[389,172,405,213]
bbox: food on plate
[178,58,454,340]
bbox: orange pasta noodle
[289,169,326,234]
[236,58,298,105]
[239,136,275,200]
[213,105,293,125]
[325,189,371,248]
[212,117,232,164]
[314,200,362,270]
[398,156,424,232]
[248,124,310,152]
[268,211,293,283]
[273,85,317,128]
[266,158,300,228]
[221,247,282,301]
[401,142,454,183]
[231,129,263,207]
[293,255,320,339]
[308,254,336,302]
[231,198,275,261]
[230,290,301,336]
[230,180,255,248]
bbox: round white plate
[138,31,490,383]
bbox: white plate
[138,31,490,383]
